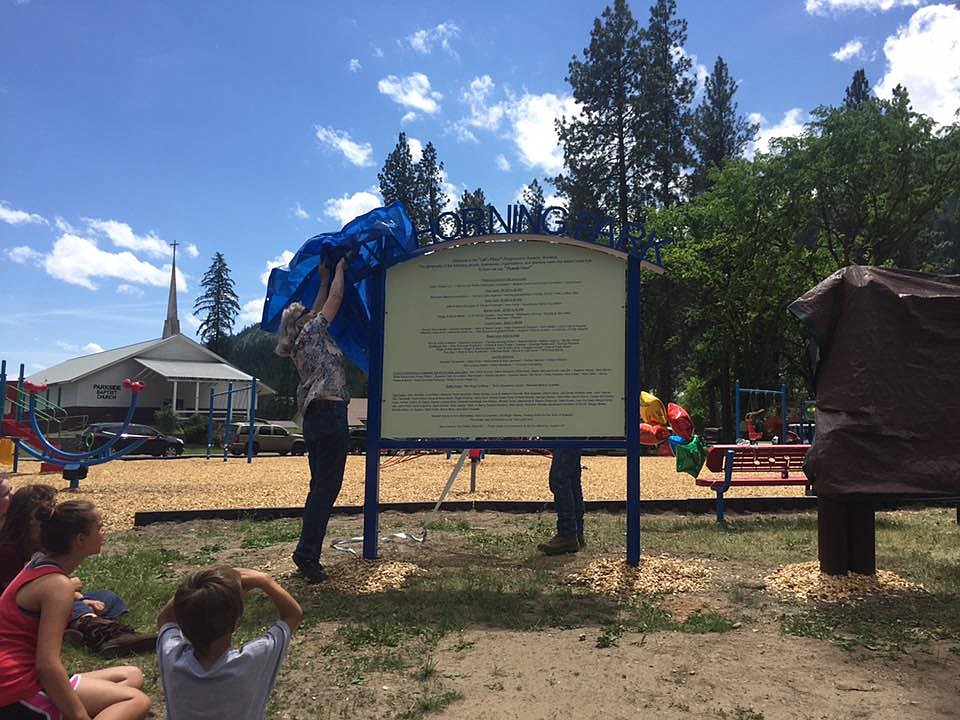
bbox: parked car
[80,423,184,458]
[348,426,367,455]
[228,423,306,456]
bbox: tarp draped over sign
[260,202,416,373]
[788,266,960,496]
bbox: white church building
[27,247,272,425]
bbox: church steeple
[162,241,181,338]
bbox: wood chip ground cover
[765,560,925,604]
[10,454,806,530]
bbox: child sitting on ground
[156,566,302,720]
[0,484,156,657]
[0,498,151,720]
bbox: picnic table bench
[698,444,812,522]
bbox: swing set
[734,380,788,444]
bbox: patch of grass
[337,621,418,649]
[413,656,438,681]
[621,598,677,633]
[680,611,737,634]
[238,519,302,549]
[187,543,223,564]
[396,689,462,719]
[716,708,765,720]
[424,518,472,532]
[596,622,625,648]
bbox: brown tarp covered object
[788,266,960,497]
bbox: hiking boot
[76,616,157,657]
[537,534,580,556]
[292,553,328,584]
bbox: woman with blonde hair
[275,256,349,583]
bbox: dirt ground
[10,453,806,530]
[132,511,960,720]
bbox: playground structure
[734,381,790,444]
[1,359,149,488]
[206,379,258,463]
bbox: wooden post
[817,497,876,575]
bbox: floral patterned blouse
[292,315,349,415]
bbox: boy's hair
[174,566,244,653]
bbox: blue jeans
[70,589,127,624]
[549,449,583,538]
[294,401,349,563]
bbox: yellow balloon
[640,391,668,425]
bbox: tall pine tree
[843,68,871,107]
[521,178,546,231]
[636,0,694,207]
[378,132,424,228]
[689,56,757,195]
[193,252,240,355]
[554,0,645,231]
[416,141,445,219]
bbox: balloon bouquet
[639,391,707,478]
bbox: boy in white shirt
[156,566,302,720]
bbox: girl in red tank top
[0,500,150,720]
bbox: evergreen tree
[456,187,488,237]
[636,0,695,207]
[843,68,871,107]
[378,132,424,228]
[689,56,757,195]
[521,178,546,232]
[457,187,487,211]
[554,0,645,231]
[416,141,445,219]
[193,252,240,354]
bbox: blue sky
[3,0,959,376]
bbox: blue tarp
[260,202,416,373]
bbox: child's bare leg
[75,674,151,719]
[81,665,144,688]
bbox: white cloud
[260,250,295,286]
[183,313,201,330]
[54,216,76,233]
[6,245,45,265]
[405,22,461,57]
[116,284,144,299]
[806,0,925,14]
[454,77,579,174]
[185,243,199,258]
[314,126,375,167]
[83,218,171,258]
[237,298,265,327]
[832,38,866,61]
[459,75,506,132]
[372,45,384,59]
[495,154,511,172]
[746,108,808,157]
[509,92,580,175]
[378,73,442,114]
[875,4,960,126]
[54,340,104,355]
[408,137,424,163]
[0,201,47,226]
[401,111,418,124]
[44,233,186,291]
[292,202,310,220]
[323,189,383,228]
[349,58,362,73]
[438,169,458,212]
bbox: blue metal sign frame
[361,234,650,566]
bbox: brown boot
[537,534,580,556]
[75,616,158,657]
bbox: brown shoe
[76,616,158,657]
[537,534,580,556]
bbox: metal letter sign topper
[261,201,669,566]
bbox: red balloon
[667,402,695,441]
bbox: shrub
[182,413,210,444]
[153,407,178,435]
